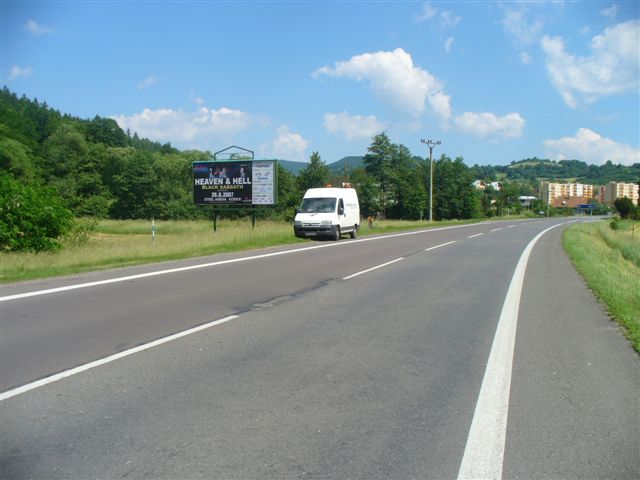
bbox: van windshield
[299,197,336,213]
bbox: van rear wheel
[350,225,357,239]
[333,226,341,241]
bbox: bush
[0,173,74,251]
[63,217,98,247]
[610,217,620,230]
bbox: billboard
[193,160,276,206]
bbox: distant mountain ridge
[276,160,308,175]
[278,156,364,175]
[328,156,364,174]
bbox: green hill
[277,156,364,175]
[470,157,639,185]
[276,159,308,175]
[328,156,364,174]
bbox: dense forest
[1,88,638,251]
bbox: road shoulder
[504,225,640,479]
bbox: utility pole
[421,139,441,222]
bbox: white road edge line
[457,222,568,480]
[468,233,484,239]
[1,223,495,303]
[342,257,404,280]
[425,241,456,251]
[0,315,239,402]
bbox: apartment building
[540,182,595,206]
[600,182,640,205]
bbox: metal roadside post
[420,139,441,222]
[577,203,596,234]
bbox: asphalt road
[1,219,638,479]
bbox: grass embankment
[0,217,485,284]
[563,220,640,352]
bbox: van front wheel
[333,226,341,241]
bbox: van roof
[304,188,356,198]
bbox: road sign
[577,204,596,209]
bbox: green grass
[1,217,493,284]
[563,220,640,352]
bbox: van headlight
[294,220,302,226]
[320,220,332,225]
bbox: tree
[297,151,330,191]
[349,167,379,217]
[264,163,301,221]
[433,155,479,220]
[86,116,128,147]
[0,137,38,183]
[496,182,521,216]
[109,149,161,219]
[614,197,636,219]
[363,133,393,217]
[480,185,497,217]
[0,173,73,251]
[386,145,426,219]
[150,152,196,219]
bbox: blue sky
[2,1,639,166]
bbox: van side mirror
[338,206,344,215]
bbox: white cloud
[416,2,438,22]
[501,6,544,46]
[541,20,640,108]
[454,112,525,141]
[441,11,461,28]
[600,4,617,19]
[25,19,52,35]
[137,76,158,90]
[519,52,533,65]
[324,112,386,140]
[112,106,261,147]
[416,3,461,29]
[428,91,452,124]
[445,36,455,54]
[544,128,639,166]
[313,48,450,120]
[7,65,33,81]
[189,91,205,106]
[262,126,309,161]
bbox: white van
[294,188,360,240]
